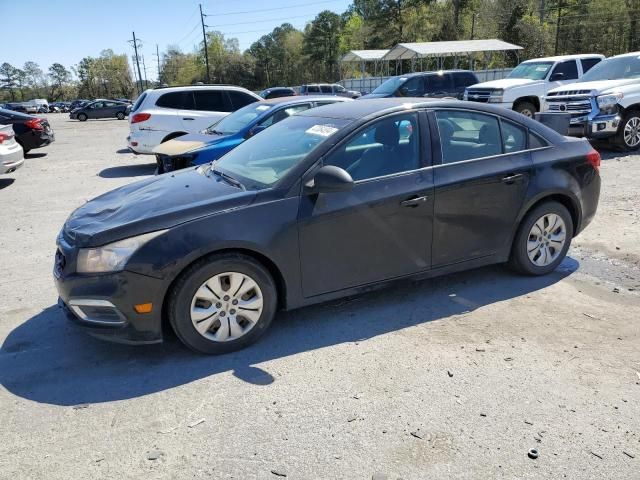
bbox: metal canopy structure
[341,50,390,62]
[383,39,523,60]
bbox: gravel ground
[0,115,638,480]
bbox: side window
[320,85,332,93]
[501,120,527,153]
[194,90,226,112]
[307,85,320,93]
[228,91,258,110]
[259,104,311,128]
[551,60,578,80]
[104,102,117,107]
[436,110,502,164]
[454,73,478,88]
[529,132,548,149]
[324,112,420,181]
[156,92,193,109]
[91,102,103,109]
[581,58,601,74]
[333,84,346,94]
[398,76,425,97]
[425,74,453,94]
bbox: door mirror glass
[246,125,267,139]
[307,165,354,193]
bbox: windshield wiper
[210,165,246,191]
[207,129,225,135]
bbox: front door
[298,112,434,297]
[431,109,532,267]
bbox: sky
[1,0,352,81]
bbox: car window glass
[91,102,103,109]
[324,112,420,182]
[259,104,311,128]
[454,72,478,88]
[333,85,346,93]
[307,85,319,93]
[501,120,527,153]
[425,74,453,94]
[529,132,548,149]
[194,90,225,112]
[436,110,502,163]
[156,91,193,109]
[228,91,258,110]
[581,58,601,73]
[320,85,332,93]
[104,102,117,107]
[398,76,425,97]
[551,60,578,80]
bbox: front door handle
[401,196,428,207]
[183,117,195,121]
[502,173,524,184]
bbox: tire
[508,201,574,276]
[78,113,87,122]
[613,110,640,151]
[116,112,125,120]
[155,154,165,175]
[514,101,536,118]
[168,253,277,355]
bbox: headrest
[374,122,400,147]
[479,123,496,144]
[437,120,455,144]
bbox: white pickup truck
[464,54,604,117]
[544,52,640,151]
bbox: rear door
[180,89,231,132]
[431,109,532,267]
[102,101,119,118]
[87,102,104,119]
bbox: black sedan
[70,100,130,121]
[54,99,601,354]
[259,87,297,99]
[0,108,55,153]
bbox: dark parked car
[0,108,55,153]
[70,100,130,121]
[361,70,479,100]
[54,98,600,354]
[300,83,361,99]
[5,103,28,113]
[69,99,90,110]
[259,87,296,99]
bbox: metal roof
[383,40,523,60]
[341,50,390,62]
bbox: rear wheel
[78,113,87,122]
[168,253,277,354]
[514,101,536,118]
[508,201,573,275]
[116,112,125,120]
[613,110,640,151]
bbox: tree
[48,63,71,100]
[303,11,343,81]
[0,63,18,101]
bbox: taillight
[25,118,44,130]
[586,149,601,172]
[131,113,151,124]
[0,132,11,144]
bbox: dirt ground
[0,114,638,480]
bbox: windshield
[211,115,349,188]
[206,103,272,135]
[371,76,408,94]
[580,55,640,81]
[507,62,554,80]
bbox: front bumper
[54,248,166,344]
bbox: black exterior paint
[54,99,601,344]
[0,108,55,151]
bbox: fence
[340,68,512,93]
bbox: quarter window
[581,58,602,73]
[436,110,502,163]
[454,72,478,88]
[228,91,258,110]
[529,132,548,149]
[501,120,527,153]
[325,113,420,181]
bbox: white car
[545,51,640,150]
[464,54,604,117]
[0,124,24,174]
[127,85,262,154]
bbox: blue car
[154,96,351,173]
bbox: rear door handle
[502,173,524,184]
[401,196,428,207]
[183,117,195,121]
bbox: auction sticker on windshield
[306,125,339,137]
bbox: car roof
[609,51,640,59]
[522,54,604,63]
[262,96,349,106]
[264,87,294,91]
[392,70,476,79]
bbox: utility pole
[539,0,545,23]
[155,44,161,85]
[200,4,211,83]
[554,0,563,55]
[471,13,477,39]
[142,54,149,89]
[130,31,144,94]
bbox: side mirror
[245,125,267,139]
[305,165,354,194]
[549,72,565,81]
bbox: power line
[205,0,343,16]
[207,12,318,28]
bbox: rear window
[131,92,147,112]
[193,90,226,112]
[156,91,194,109]
[306,85,320,93]
[454,72,478,88]
[227,91,258,110]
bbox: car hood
[548,79,639,95]
[152,132,228,156]
[63,168,255,247]
[470,78,540,89]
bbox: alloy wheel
[190,271,263,342]
[527,213,567,267]
[623,116,640,148]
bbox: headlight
[77,230,167,273]
[487,89,504,103]
[596,93,623,114]
[463,89,469,100]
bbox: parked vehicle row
[0,108,55,154]
[69,100,131,121]
[0,123,24,175]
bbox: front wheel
[78,113,87,122]
[514,101,536,118]
[116,112,125,120]
[613,110,640,151]
[168,254,277,354]
[508,201,573,275]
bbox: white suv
[127,85,261,154]
[464,54,604,117]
